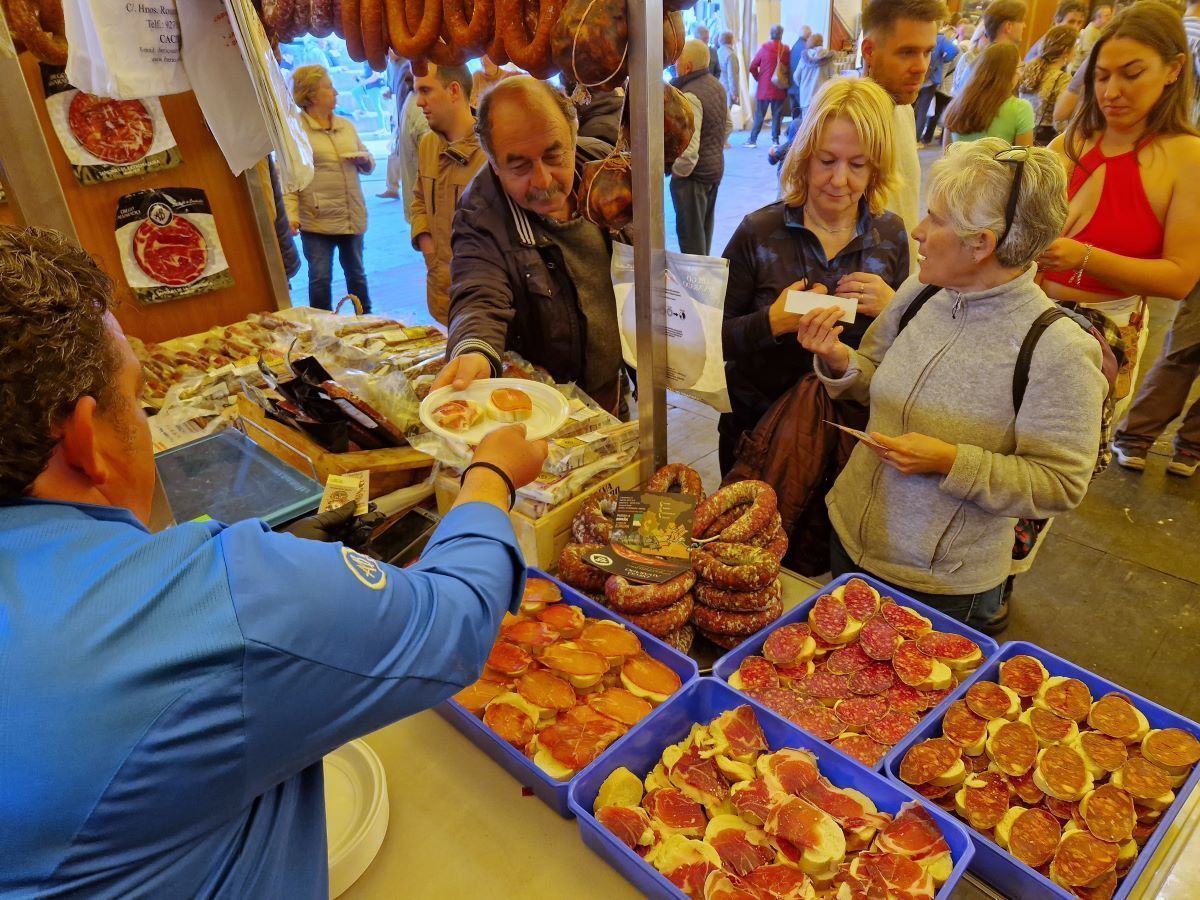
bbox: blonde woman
[1017,24,1076,145]
[718,78,909,472]
[285,65,376,312]
[944,43,1034,146]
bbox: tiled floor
[288,130,1200,725]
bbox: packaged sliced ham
[40,65,181,185]
[115,188,233,303]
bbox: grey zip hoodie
[816,267,1107,595]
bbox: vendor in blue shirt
[0,225,548,898]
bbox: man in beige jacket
[411,63,487,325]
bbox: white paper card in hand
[823,420,890,451]
[785,290,857,323]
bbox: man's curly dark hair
[0,226,122,499]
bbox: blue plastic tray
[710,573,1001,769]
[569,678,975,899]
[882,641,1200,900]
[436,567,699,818]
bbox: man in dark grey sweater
[670,40,733,256]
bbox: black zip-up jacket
[446,137,614,386]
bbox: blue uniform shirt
[0,499,524,898]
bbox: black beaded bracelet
[460,462,516,511]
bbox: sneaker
[743,140,757,148]
[1167,449,1200,477]
[1112,442,1148,471]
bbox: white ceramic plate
[324,739,389,898]
[419,378,570,443]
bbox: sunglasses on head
[993,146,1028,249]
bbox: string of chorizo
[497,0,560,75]
[443,0,494,53]
[384,0,441,60]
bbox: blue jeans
[301,231,371,312]
[828,530,1004,630]
[670,176,719,256]
[749,98,784,144]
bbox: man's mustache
[526,182,564,204]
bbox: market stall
[2,3,1199,900]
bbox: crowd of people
[271,0,1200,632]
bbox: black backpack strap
[896,283,942,334]
[1013,308,1068,414]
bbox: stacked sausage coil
[690,481,787,649]
[555,463,708,652]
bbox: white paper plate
[419,378,570,443]
[324,739,389,898]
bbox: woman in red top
[745,24,791,148]
[1038,3,1200,427]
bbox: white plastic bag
[64,0,191,99]
[222,0,315,192]
[611,243,732,414]
[178,0,272,176]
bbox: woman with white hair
[798,139,1107,629]
[285,65,376,312]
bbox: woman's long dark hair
[1065,2,1199,165]
[1018,25,1077,94]
[945,43,1021,136]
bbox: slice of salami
[1080,731,1129,773]
[1043,795,1080,821]
[453,679,507,713]
[858,615,902,661]
[1117,757,1172,801]
[834,695,889,728]
[801,669,853,701]
[825,643,873,675]
[68,93,155,164]
[849,661,896,696]
[884,683,926,714]
[809,593,849,642]
[487,641,533,676]
[503,619,560,650]
[915,631,980,662]
[587,688,653,726]
[1143,728,1200,770]
[746,687,817,723]
[865,710,919,746]
[517,669,578,710]
[792,703,846,742]
[1008,807,1061,868]
[915,780,956,800]
[999,654,1047,697]
[961,771,1010,830]
[1028,707,1075,744]
[879,600,933,639]
[483,702,535,749]
[1043,678,1093,722]
[943,700,988,749]
[1082,783,1136,843]
[833,734,890,768]
[919,684,955,710]
[1052,831,1120,887]
[841,577,880,621]
[967,751,992,772]
[736,656,781,693]
[1089,694,1142,740]
[892,641,934,687]
[1005,770,1045,805]
[989,721,1039,776]
[1038,746,1089,799]
[898,738,962,785]
[762,623,812,666]
[966,682,1015,720]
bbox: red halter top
[1042,138,1164,297]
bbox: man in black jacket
[433,77,625,414]
[670,39,732,255]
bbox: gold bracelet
[1068,243,1093,287]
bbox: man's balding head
[676,39,711,76]
[477,76,580,221]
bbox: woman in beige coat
[286,65,376,312]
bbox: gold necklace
[805,209,856,234]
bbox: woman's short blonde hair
[780,78,898,216]
[926,138,1067,268]
[292,64,329,111]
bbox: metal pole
[0,19,78,239]
[627,0,668,478]
[240,166,293,310]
